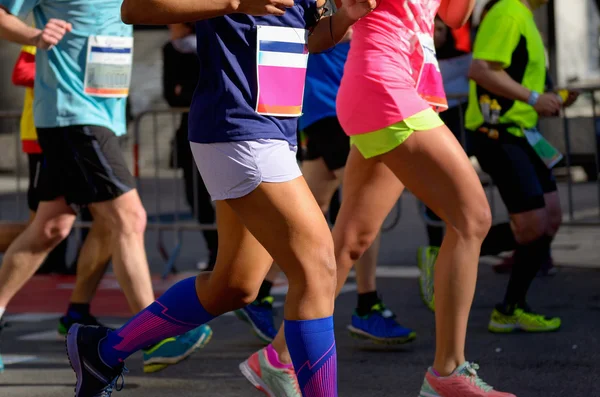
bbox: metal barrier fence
[1,87,600,276]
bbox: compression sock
[65,303,91,320]
[99,276,214,367]
[480,223,517,257]
[502,236,552,310]
[285,317,337,396]
[356,291,380,316]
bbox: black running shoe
[66,324,127,396]
[59,314,105,336]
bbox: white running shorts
[190,139,302,201]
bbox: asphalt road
[1,263,599,397]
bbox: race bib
[255,26,308,117]
[412,33,448,112]
[83,36,133,98]
[524,128,563,169]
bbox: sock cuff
[284,316,333,334]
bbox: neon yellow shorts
[350,108,444,159]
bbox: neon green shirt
[465,0,546,137]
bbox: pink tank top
[336,0,447,136]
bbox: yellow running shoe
[417,246,438,312]
[488,306,561,333]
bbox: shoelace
[462,363,493,392]
[371,303,396,320]
[99,367,128,396]
[516,308,550,323]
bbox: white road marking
[348,267,420,279]
[4,313,61,323]
[2,355,38,365]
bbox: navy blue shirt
[190,2,319,146]
[299,42,349,130]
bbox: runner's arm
[308,8,353,53]
[438,0,476,29]
[0,6,40,46]
[308,0,373,53]
[468,60,530,103]
[469,60,561,116]
[121,0,293,24]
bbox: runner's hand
[341,0,376,21]
[237,0,294,16]
[35,19,72,50]
[562,91,580,108]
[533,93,561,117]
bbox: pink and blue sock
[99,276,214,367]
[284,316,337,397]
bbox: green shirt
[465,0,546,137]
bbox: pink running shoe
[239,346,301,397]
[419,362,516,397]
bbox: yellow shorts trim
[350,108,444,159]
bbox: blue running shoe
[66,324,127,396]
[235,296,277,344]
[348,302,416,345]
[142,324,213,373]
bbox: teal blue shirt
[2,0,132,136]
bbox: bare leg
[354,233,381,294]
[69,221,113,304]
[0,223,28,253]
[0,199,75,308]
[379,126,491,375]
[220,178,336,320]
[301,158,344,214]
[271,149,404,362]
[89,190,154,314]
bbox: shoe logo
[83,359,109,384]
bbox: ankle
[356,291,380,316]
[265,344,292,368]
[432,357,464,377]
[66,302,91,319]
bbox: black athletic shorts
[470,128,557,214]
[303,117,350,172]
[35,125,135,206]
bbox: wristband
[527,91,540,106]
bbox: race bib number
[255,25,308,117]
[524,128,563,169]
[83,36,133,98]
[413,33,448,112]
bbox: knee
[293,240,337,300]
[512,213,548,244]
[450,199,492,243]
[217,284,258,312]
[200,273,258,314]
[336,228,378,270]
[113,202,147,236]
[34,216,73,248]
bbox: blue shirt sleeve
[0,0,39,19]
